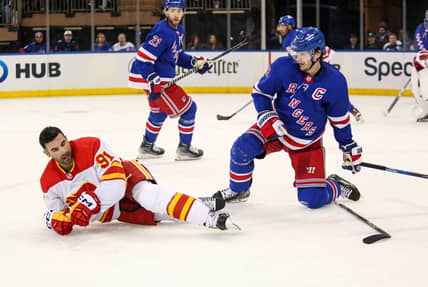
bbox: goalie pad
[411,65,428,117]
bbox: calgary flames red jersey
[40,137,154,223]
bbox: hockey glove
[69,190,101,227]
[147,72,162,100]
[191,57,213,74]
[413,50,428,72]
[341,141,362,174]
[257,110,286,140]
[45,209,73,236]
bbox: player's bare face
[277,24,289,36]
[166,8,184,28]
[292,51,313,71]
[44,134,73,170]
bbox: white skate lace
[204,212,218,229]
[341,185,352,198]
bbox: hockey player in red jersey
[128,0,212,160]
[39,127,235,236]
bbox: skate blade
[226,219,242,231]
[136,153,164,160]
[174,155,203,161]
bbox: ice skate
[351,107,364,123]
[416,114,428,122]
[213,188,250,203]
[203,212,241,231]
[175,143,203,161]
[327,174,360,201]
[137,138,165,159]
[198,196,226,211]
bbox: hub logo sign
[0,60,8,83]
[15,62,61,78]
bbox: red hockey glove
[45,209,73,236]
[192,56,213,74]
[147,72,162,100]
[341,141,362,174]
[69,191,101,226]
[257,110,286,140]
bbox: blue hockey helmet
[278,15,295,27]
[164,0,185,9]
[290,27,326,53]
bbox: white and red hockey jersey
[40,137,155,224]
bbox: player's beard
[58,151,73,170]
[168,16,182,28]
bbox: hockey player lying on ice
[39,126,237,236]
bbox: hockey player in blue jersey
[412,10,428,122]
[128,0,212,160]
[212,27,362,209]
[280,15,363,123]
[278,15,296,52]
[415,9,428,51]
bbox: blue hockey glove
[340,141,362,174]
[147,72,162,100]
[257,110,286,140]
[192,57,213,74]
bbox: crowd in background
[268,19,417,51]
[20,29,233,53]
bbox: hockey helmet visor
[289,27,326,60]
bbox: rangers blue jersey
[282,29,297,51]
[252,56,354,150]
[23,42,47,53]
[415,23,428,51]
[128,19,193,90]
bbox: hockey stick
[361,162,428,179]
[384,78,411,116]
[163,39,249,89]
[216,99,253,120]
[335,202,391,244]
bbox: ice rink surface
[0,93,427,287]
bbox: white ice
[0,93,427,287]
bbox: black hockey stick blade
[216,114,234,120]
[362,233,391,244]
[216,100,253,121]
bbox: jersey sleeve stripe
[252,84,274,99]
[136,48,157,63]
[328,114,350,129]
[101,172,127,181]
[111,161,123,168]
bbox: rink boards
[0,51,415,98]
